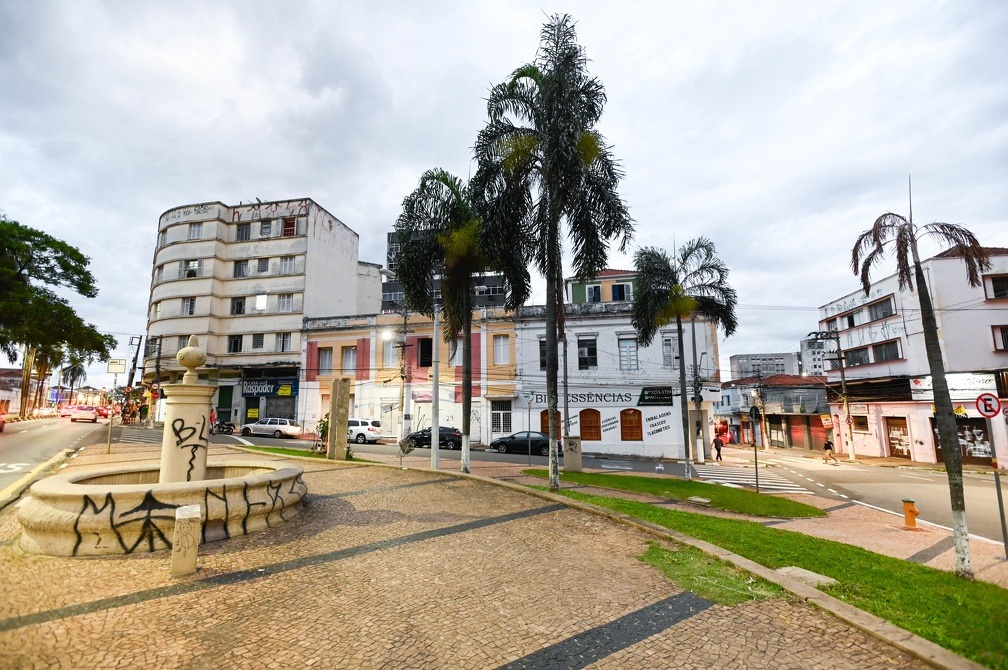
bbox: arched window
[580,409,602,441]
[620,408,643,441]
[539,409,562,434]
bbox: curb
[0,449,73,511]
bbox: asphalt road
[0,417,111,498]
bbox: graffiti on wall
[171,416,208,482]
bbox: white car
[347,418,382,444]
[240,417,301,438]
[70,405,99,423]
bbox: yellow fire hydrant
[902,498,919,529]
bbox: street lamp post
[808,331,855,462]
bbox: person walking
[712,435,724,461]
[209,406,217,435]
[823,438,839,464]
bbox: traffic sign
[151,389,159,399]
[151,382,160,391]
[846,416,854,425]
[976,392,1001,418]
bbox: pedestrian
[823,438,839,464]
[209,406,217,435]
[712,435,723,461]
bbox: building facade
[715,374,830,449]
[818,247,1008,466]
[143,198,380,424]
[729,352,800,378]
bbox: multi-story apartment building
[143,198,381,423]
[714,374,830,449]
[798,338,827,376]
[818,247,1008,466]
[729,352,800,378]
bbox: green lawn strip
[639,541,786,605]
[522,468,824,518]
[243,446,327,459]
[556,488,1007,670]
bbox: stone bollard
[563,436,582,472]
[170,504,202,577]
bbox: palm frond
[919,222,991,286]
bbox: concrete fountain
[17,336,307,557]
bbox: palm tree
[31,345,63,412]
[60,356,87,406]
[395,168,529,474]
[474,14,633,490]
[631,239,738,479]
[852,211,989,579]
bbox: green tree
[474,14,633,490]
[395,168,528,473]
[631,239,738,478]
[851,211,989,579]
[61,357,87,406]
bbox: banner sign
[637,386,676,406]
[820,414,833,427]
[241,377,299,398]
[911,373,996,401]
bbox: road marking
[827,488,837,494]
[600,464,632,471]
[899,474,933,481]
[692,465,812,494]
[0,463,30,474]
[850,500,1002,545]
[816,483,825,487]
[839,494,849,499]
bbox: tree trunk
[676,315,691,480]
[545,219,561,491]
[913,249,973,579]
[461,289,472,474]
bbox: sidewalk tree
[851,211,989,580]
[474,14,633,490]
[631,239,738,477]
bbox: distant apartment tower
[729,352,799,379]
[380,231,508,313]
[798,338,826,376]
[143,198,381,423]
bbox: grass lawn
[523,468,825,518]
[553,487,1007,670]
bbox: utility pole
[690,314,706,462]
[126,335,143,389]
[808,331,855,461]
[431,302,440,470]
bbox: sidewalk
[0,439,995,668]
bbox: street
[0,417,109,498]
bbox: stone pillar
[563,436,583,472]
[327,377,351,460]
[170,504,201,577]
[159,336,217,483]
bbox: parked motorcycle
[213,420,235,435]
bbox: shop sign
[911,373,996,401]
[637,386,675,406]
[241,377,299,398]
[820,414,833,428]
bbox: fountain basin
[17,461,306,557]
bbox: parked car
[59,405,73,417]
[347,418,382,444]
[70,405,99,423]
[32,407,57,418]
[405,426,463,449]
[97,406,110,418]
[490,431,560,456]
[240,417,301,438]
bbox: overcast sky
[2,1,1006,391]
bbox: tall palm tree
[60,356,87,406]
[852,211,989,579]
[474,14,633,490]
[31,345,63,412]
[631,239,738,479]
[395,168,529,474]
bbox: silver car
[70,405,99,423]
[240,417,301,438]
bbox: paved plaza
[0,441,995,668]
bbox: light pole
[808,331,855,461]
[431,302,440,469]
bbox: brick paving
[0,441,969,668]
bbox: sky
[2,1,1006,391]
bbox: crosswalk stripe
[117,427,164,444]
[691,464,812,494]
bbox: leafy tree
[852,211,989,579]
[631,239,738,479]
[474,14,633,490]
[395,168,528,473]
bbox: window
[586,285,601,303]
[230,297,246,315]
[179,259,202,278]
[852,415,869,432]
[493,335,509,365]
[152,301,161,319]
[873,340,900,362]
[177,336,187,351]
[845,314,855,329]
[662,336,680,369]
[282,217,296,237]
[491,400,512,433]
[844,347,870,367]
[278,293,294,312]
[992,277,1008,299]
[418,338,433,367]
[868,298,894,321]
[318,347,333,374]
[611,283,632,301]
[181,297,196,316]
[280,256,295,274]
[236,223,250,241]
[252,333,264,349]
[187,223,202,240]
[383,340,395,368]
[155,265,164,283]
[577,338,597,370]
[382,291,404,303]
[580,409,601,441]
[257,257,269,273]
[618,338,638,371]
[233,260,249,278]
[993,326,1008,351]
[158,230,167,248]
[260,220,272,237]
[342,346,357,374]
[227,335,243,353]
[620,408,643,441]
[276,332,292,352]
[254,294,267,311]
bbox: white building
[818,247,1008,466]
[729,352,799,378]
[143,198,380,424]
